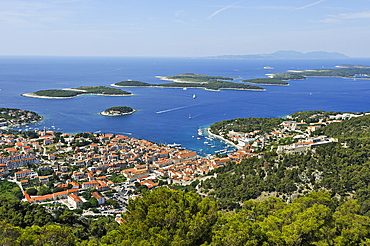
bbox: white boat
[193,94,196,99]
[168,143,181,148]
[183,87,187,90]
[189,114,192,119]
[197,127,204,137]
[204,141,209,144]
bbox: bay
[1,56,370,155]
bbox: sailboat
[189,114,192,119]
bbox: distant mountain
[208,50,349,59]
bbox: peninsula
[113,73,265,91]
[100,106,136,116]
[22,86,132,99]
[0,107,43,128]
[270,64,370,80]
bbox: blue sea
[1,56,370,155]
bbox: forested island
[100,106,136,116]
[22,86,132,99]
[113,73,265,91]
[162,73,234,83]
[271,64,370,80]
[242,78,289,85]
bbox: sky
[1,0,370,57]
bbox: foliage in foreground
[2,188,370,245]
[101,187,218,245]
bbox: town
[1,109,368,222]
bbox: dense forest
[104,106,134,114]
[209,117,284,136]
[115,81,151,87]
[242,78,289,85]
[32,86,131,98]
[33,89,80,97]
[114,80,264,91]
[272,65,370,79]
[2,188,370,245]
[166,73,234,82]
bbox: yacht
[193,94,196,99]
[168,143,181,148]
[197,127,204,137]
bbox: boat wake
[115,131,132,135]
[156,106,188,114]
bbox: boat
[204,141,209,144]
[189,114,192,119]
[193,94,196,99]
[167,143,181,148]
[197,127,204,137]
[197,137,201,140]
[183,87,187,90]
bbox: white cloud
[319,10,370,22]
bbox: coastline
[246,82,289,86]
[21,93,77,99]
[100,109,137,117]
[206,128,242,150]
[21,92,133,99]
[111,83,265,92]
[155,76,208,84]
[2,116,44,129]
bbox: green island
[242,78,289,85]
[271,64,370,79]
[100,106,136,116]
[22,86,132,99]
[114,73,264,91]
[164,73,234,83]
